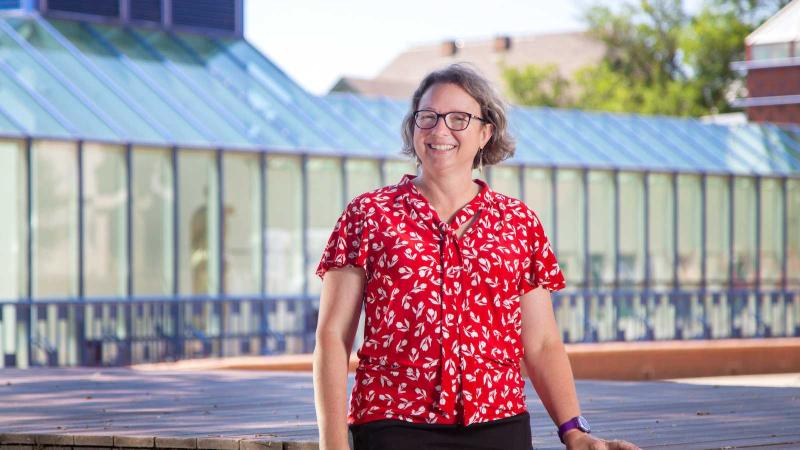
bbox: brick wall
[747,66,800,97]
[747,104,800,124]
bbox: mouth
[427,143,457,152]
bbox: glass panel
[325,96,397,151]
[7,18,163,143]
[510,108,575,165]
[556,169,585,288]
[489,165,520,199]
[648,173,674,289]
[752,42,791,60]
[568,111,643,168]
[177,33,333,150]
[219,38,363,149]
[266,155,303,295]
[48,19,206,145]
[134,29,291,148]
[705,176,730,288]
[535,110,612,166]
[383,159,416,186]
[32,140,78,298]
[0,139,26,300]
[523,167,553,233]
[345,158,381,202]
[132,146,173,296]
[223,152,261,295]
[307,157,343,295]
[649,117,723,171]
[677,174,702,287]
[0,23,117,141]
[733,176,757,288]
[588,170,615,288]
[0,104,22,135]
[178,149,219,295]
[787,178,800,289]
[619,172,645,287]
[608,115,695,170]
[0,57,71,138]
[89,24,252,147]
[83,142,126,297]
[759,177,784,287]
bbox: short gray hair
[400,64,515,168]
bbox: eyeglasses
[413,109,488,131]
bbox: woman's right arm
[313,266,366,450]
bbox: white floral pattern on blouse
[317,174,566,426]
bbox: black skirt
[349,412,533,450]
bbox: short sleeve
[519,209,566,295]
[316,198,370,279]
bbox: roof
[370,31,606,98]
[1,14,799,176]
[330,76,417,99]
[0,13,382,157]
[746,0,800,46]
[326,93,800,176]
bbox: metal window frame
[82,22,217,144]
[33,16,174,142]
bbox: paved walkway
[1,368,799,449]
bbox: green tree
[502,0,791,116]
[502,63,571,107]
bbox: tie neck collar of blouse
[399,174,492,231]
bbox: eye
[418,111,437,121]
[448,113,469,128]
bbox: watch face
[577,416,591,432]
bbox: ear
[480,123,494,149]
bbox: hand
[564,431,641,450]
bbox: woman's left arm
[520,286,640,450]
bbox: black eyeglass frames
[413,110,488,131]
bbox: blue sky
[245,0,704,95]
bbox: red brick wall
[746,66,800,97]
[747,104,800,124]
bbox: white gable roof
[746,0,800,46]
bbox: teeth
[429,144,455,151]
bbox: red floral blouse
[316,174,566,426]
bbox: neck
[413,170,480,213]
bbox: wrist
[558,415,591,444]
[562,428,585,445]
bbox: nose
[429,115,452,135]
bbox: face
[413,83,493,176]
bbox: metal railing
[0,288,797,368]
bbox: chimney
[494,35,512,52]
[441,40,457,56]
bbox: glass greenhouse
[0,11,798,368]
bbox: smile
[427,144,456,151]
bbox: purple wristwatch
[558,416,591,443]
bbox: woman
[313,64,639,450]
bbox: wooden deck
[0,367,798,450]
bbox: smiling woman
[312,64,641,450]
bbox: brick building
[732,0,800,124]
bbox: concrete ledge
[0,435,303,450]
[113,436,155,448]
[565,337,800,380]
[197,438,239,450]
[34,434,73,446]
[0,434,35,445]
[155,437,197,449]
[131,338,800,381]
[74,435,115,447]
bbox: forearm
[524,339,581,428]
[313,332,352,450]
